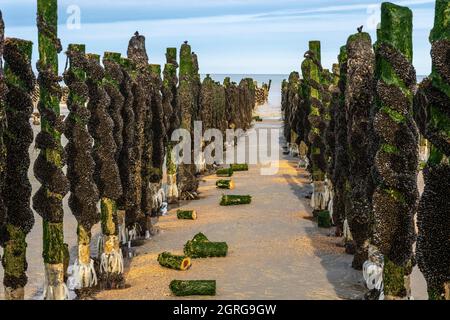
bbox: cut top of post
[379,2,413,61]
[430,0,450,41]
[86,53,100,63]
[309,41,321,63]
[5,38,33,61]
[149,64,161,76]
[347,32,372,47]
[223,77,231,87]
[166,47,177,63]
[104,52,122,63]
[68,44,85,53]
[179,42,193,78]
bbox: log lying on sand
[220,195,252,206]
[230,164,249,171]
[170,280,216,296]
[177,210,197,220]
[216,180,235,190]
[157,252,191,271]
[317,210,332,228]
[184,233,228,258]
[216,168,233,177]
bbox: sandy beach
[95,99,428,301]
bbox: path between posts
[96,117,367,300]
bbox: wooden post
[2,38,35,300]
[373,3,417,299]
[34,0,70,300]
[345,32,376,270]
[415,0,450,300]
[64,44,100,290]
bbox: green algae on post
[170,280,216,296]
[301,41,329,214]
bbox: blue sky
[2,0,436,75]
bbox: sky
[1,0,437,75]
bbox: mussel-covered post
[287,72,300,155]
[345,32,376,269]
[85,53,123,289]
[63,45,100,291]
[117,57,136,242]
[100,51,126,287]
[2,38,35,300]
[163,48,180,204]
[200,75,214,171]
[0,11,7,272]
[372,3,418,299]
[34,0,70,300]
[415,0,450,300]
[126,32,150,235]
[178,41,199,198]
[324,65,339,217]
[148,64,166,221]
[332,46,349,238]
[224,77,240,132]
[302,41,329,214]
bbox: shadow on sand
[281,150,366,300]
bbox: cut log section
[216,180,235,190]
[317,210,332,228]
[184,233,228,258]
[220,195,252,206]
[177,210,197,220]
[170,280,216,296]
[157,252,191,271]
[216,168,233,177]
[230,164,249,171]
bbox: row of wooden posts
[282,1,449,300]
[0,0,262,300]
